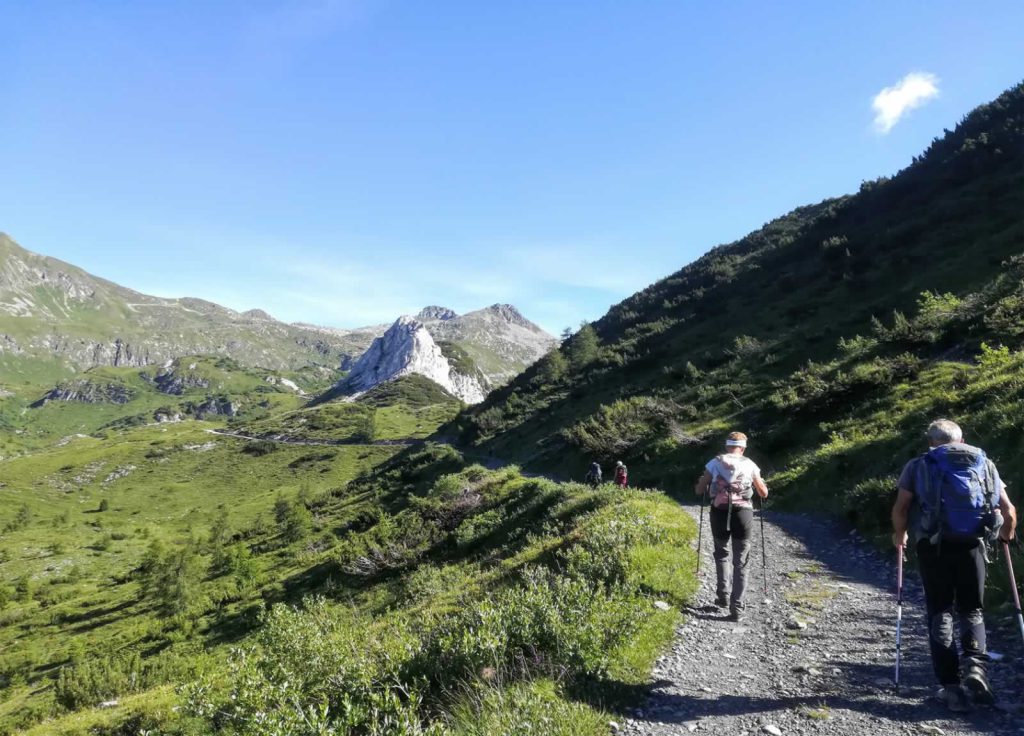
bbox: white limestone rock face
[419,304,558,385]
[344,316,488,403]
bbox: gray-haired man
[891,419,1017,711]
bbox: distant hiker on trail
[891,419,1017,712]
[614,461,628,488]
[695,431,768,621]
[585,461,602,487]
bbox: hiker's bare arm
[753,474,768,499]
[999,486,1017,541]
[891,488,913,547]
[695,470,711,496]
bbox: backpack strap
[917,453,943,545]
[981,457,998,508]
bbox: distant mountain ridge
[0,235,375,374]
[0,236,556,401]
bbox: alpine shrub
[183,598,442,736]
[422,567,645,681]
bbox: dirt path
[623,508,1024,736]
[206,428,420,447]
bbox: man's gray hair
[927,419,963,444]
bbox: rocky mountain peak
[339,316,487,403]
[486,303,532,328]
[416,306,458,321]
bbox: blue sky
[2,1,1022,334]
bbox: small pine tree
[208,507,230,550]
[536,348,569,385]
[137,538,167,598]
[225,544,258,588]
[154,547,203,616]
[6,504,32,532]
[283,504,312,543]
[15,574,33,602]
[567,322,600,368]
[273,496,291,526]
[356,410,377,443]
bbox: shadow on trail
[603,689,991,725]
[622,504,1023,735]
[685,606,734,623]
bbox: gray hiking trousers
[710,506,753,609]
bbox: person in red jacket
[614,461,628,487]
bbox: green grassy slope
[0,421,400,731]
[1,357,695,735]
[0,356,323,456]
[3,434,695,734]
[238,375,465,442]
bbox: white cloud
[872,72,940,134]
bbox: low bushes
[55,651,199,712]
[561,396,674,456]
[183,466,697,735]
[422,568,644,682]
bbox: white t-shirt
[705,454,761,509]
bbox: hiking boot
[727,607,742,622]
[938,685,971,713]
[963,666,995,705]
[715,593,728,608]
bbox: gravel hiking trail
[622,508,1024,736]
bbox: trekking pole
[895,544,904,690]
[696,489,706,575]
[759,494,769,600]
[1003,540,1024,650]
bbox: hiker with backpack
[694,431,769,621]
[614,461,628,488]
[585,461,603,487]
[891,419,1017,711]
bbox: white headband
[725,439,747,448]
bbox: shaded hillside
[455,81,1024,513]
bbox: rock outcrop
[341,316,487,403]
[32,380,135,407]
[146,365,211,395]
[420,304,558,385]
[416,306,458,321]
[191,397,238,419]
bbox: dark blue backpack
[915,443,1000,543]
